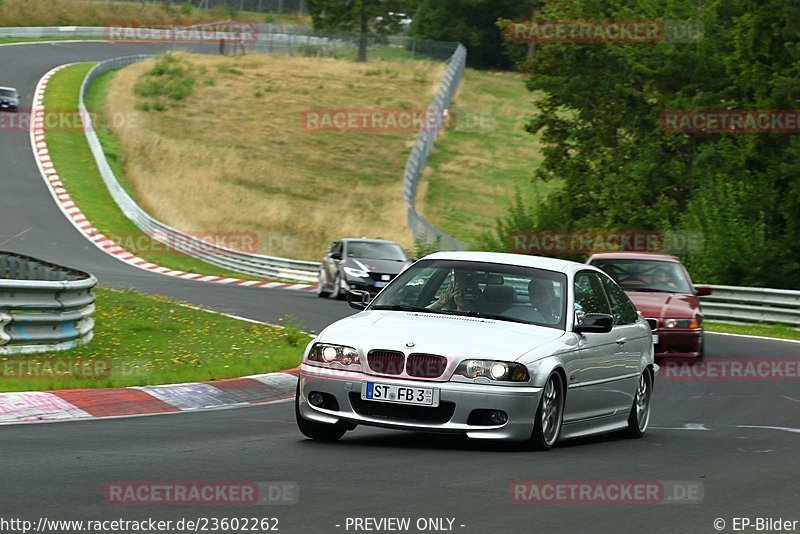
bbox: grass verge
[705,321,800,343]
[0,287,307,392]
[44,63,251,279]
[418,69,558,245]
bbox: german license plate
[653,334,659,345]
[361,382,437,406]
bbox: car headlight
[307,343,360,366]
[343,267,370,278]
[663,318,701,329]
[455,360,530,382]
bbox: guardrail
[402,44,469,251]
[0,252,96,354]
[701,285,800,326]
[79,55,321,283]
[0,26,459,61]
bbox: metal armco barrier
[80,55,321,283]
[0,252,96,354]
[403,44,469,250]
[701,286,800,326]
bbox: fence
[701,286,800,326]
[402,44,469,251]
[0,252,96,354]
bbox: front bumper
[299,363,542,441]
[654,329,703,357]
[343,277,390,296]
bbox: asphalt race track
[1,42,798,534]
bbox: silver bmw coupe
[296,252,657,450]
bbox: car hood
[626,291,701,318]
[346,257,409,275]
[316,310,566,362]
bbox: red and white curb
[0,370,298,424]
[30,64,317,293]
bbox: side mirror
[575,313,614,334]
[695,285,713,297]
[331,252,342,261]
[347,290,371,311]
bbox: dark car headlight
[455,360,530,382]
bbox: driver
[652,268,676,288]
[529,279,559,324]
[427,270,481,312]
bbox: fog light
[489,410,508,425]
[308,392,325,407]
[467,409,508,426]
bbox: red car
[587,252,712,358]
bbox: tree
[503,0,800,288]
[307,0,418,62]
[409,0,535,68]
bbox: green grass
[0,287,307,392]
[706,321,800,342]
[44,63,253,279]
[419,69,561,244]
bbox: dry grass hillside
[105,53,444,259]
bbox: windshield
[0,89,16,98]
[346,241,407,261]
[589,259,693,294]
[370,259,567,329]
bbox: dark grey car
[318,239,412,299]
[0,86,19,111]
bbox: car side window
[331,241,343,257]
[599,274,638,325]
[573,272,612,320]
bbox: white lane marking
[650,423,710,431]
[706,331,800,345]
[737,425,800,434]
[783,396,800,403]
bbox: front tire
[295,383,347,442]
[329,273,344,300]
[625,369,653,438]
[527,372,565,451]
[317,272,331,298]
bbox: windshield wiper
[371,304,434,313]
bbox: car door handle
[615,337,627,345]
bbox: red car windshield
[590,259,693,294]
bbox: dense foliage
[409,0,534,68]
[484,0,800,288]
